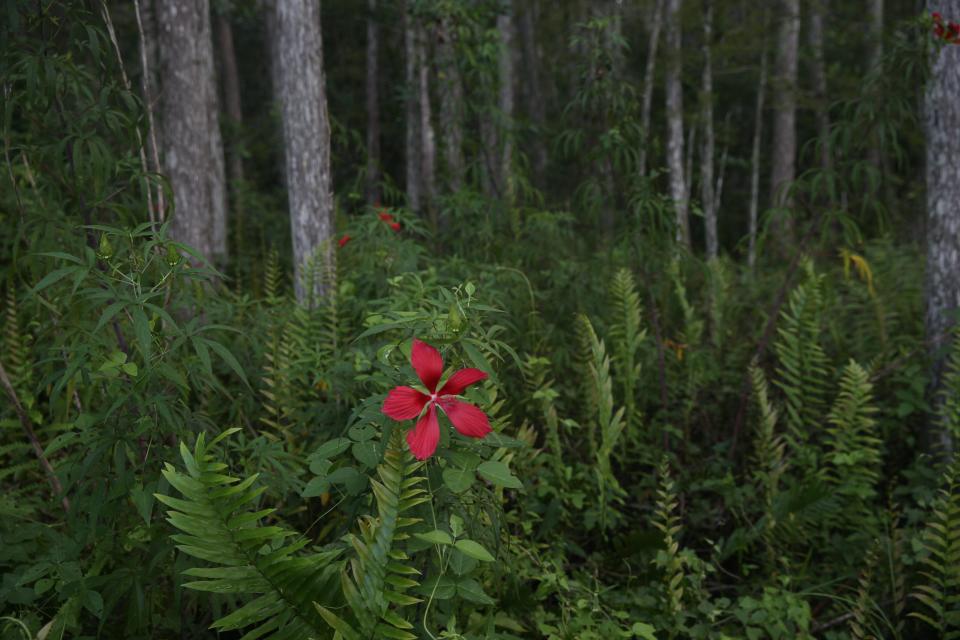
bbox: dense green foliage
[1,1,957,639]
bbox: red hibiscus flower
[382,339,492,460]
[338,234,351,248]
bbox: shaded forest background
[3,0,960,638]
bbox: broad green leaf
[131,306,152,363]
[414,530,453,546]
[417,575,456,600]
[456,578,495,605]
[31,266,78,294]
[313,438,351,460]
[477,460,523,489]
[453,539,494,562]
[202,338,249,387]
[631,622,658,639]
[442,467,474,494]
[352,441,381,468]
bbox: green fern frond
[909,460,960,638]
[522,355,565,478]
[773,259,830,463]
[667,259,704,423]
[259,311,300,440]
[887,503,907,637]
[2,283,32,396]
[849,541,880,640]
[263,248,284,306]
[609,268,645,435]
[749,363,787,566]
[577,314,626,530]
[574,313,600,432]
[705,258,729,348]
[938,332,960,445]
[652,456,685,625]
[317,429,428,640]
[825,360,882,514]
[156,429,341,640]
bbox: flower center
[430,392,438,403]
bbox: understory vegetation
[3,2,960,639]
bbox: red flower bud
[390,221,402,232]
[338,234,351,248]
[934,11,943,22]
[378,211,394,222]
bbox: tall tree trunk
[869,0,884,71]
[436,13,465,193]
[925,0,960,457]
[808,0,832,173]
[135,0,165,221]
[201,3,227,263]
[497,0,515,204]
[701,0,717,259]
[404,1,421,212]
[748,40,769,269]
[273,0,334,304]
[417,23,437,229]
[769,0,799,251]
[868,0,885,196]
[665,0,688,247]
[157,0,224,263]
[258,0,286,192]
[684,122,696,207]
[365,0,381,205]
[518,0,547,189]
[639,0,664,178]
[601,1,623,238]
[215,10,244,233]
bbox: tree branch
[0,359,70,512]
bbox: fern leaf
[909,460,960,637]
[156,430,340,639]
[317,430,425,638]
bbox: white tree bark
[518,0,546,188]
[497,0,515,204]
[157,0,224,264]
[365,0,381,204]
[202,5,227,263]
[639,0,664,178]
[748,41,769,269]
[404,2,421,213]
[701,0,717,259]
[808,0,832,173]
[869,0,884,70]
[769,0,799,250]
[867,0,884,187]
[216,10,244,193]
[925,0,960,455]
[417,23,437,227]
[273,0,334,304]
[437,12,465,192]
[665,0,688,247]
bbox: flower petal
[382,386,429,420]
[438,367,488,396]
[406,403,440,460]
[437,398,491,439]
[411,339,444,392]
